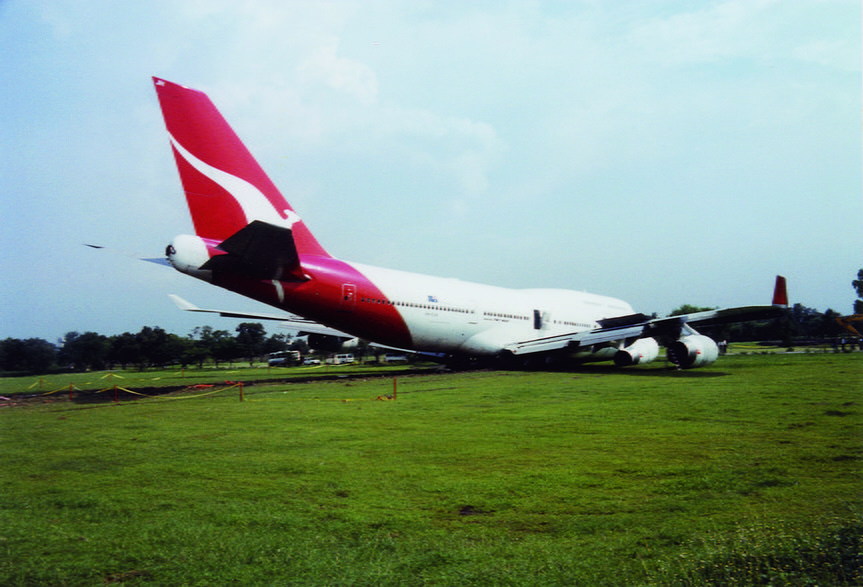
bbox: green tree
[162,333,194,368]
[211,333,241,367]
[668,304,715,317]
[60,331,111,371]
[187,327,214,368]
[791,303,821,338]
[288,336,310,356]
[818,309,844,339]
[23,338,58,374]
[109,332,143,369]
[136,326,173,367]
[263,333,290,356]
[195,328,241,367]
[0,338,57,374]
[853,269,863,314]
[235,322,266,366]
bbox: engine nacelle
[306,334,360,353]
[667,334,719,369]
[613,337,660,367]
[166,234,212,280]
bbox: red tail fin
[153,78,328,257]
[772,275,788,307]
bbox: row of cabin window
[553,320,592,328]
[484,312,528,321]
[483,311,593,329]
[359,297,591,330]
[361,297,471,314]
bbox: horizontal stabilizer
[167,295,351,338]
[168,294,290,320]
[201,221,308,281]
[85,243,171,266]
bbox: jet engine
[307,334,360,353]
[667,334,719,368]
[613,337,659,367]
[166,234,212,279]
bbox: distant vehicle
[327,354,355,365]
[383,354,408,363]
[268,350,300,366]
[303,358,321,366]
[154,77,787,370]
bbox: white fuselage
[348,262,634,356]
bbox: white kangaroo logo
[170,133,301,230]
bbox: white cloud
[628,0,779,66]
[450,150,491,196]
[793,39,861,72]
[297,35,379,104]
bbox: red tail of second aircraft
[153,77,328,257]
[772,275,789,307]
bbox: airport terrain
[1,352,860,585]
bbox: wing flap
[504,324,648,355]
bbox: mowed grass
[1,353,860,586]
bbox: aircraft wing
[505,276,789,356]
[84,243,171,266]
[167,295,350,338]
[504,304,786,356]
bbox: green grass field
[1,353,860,586]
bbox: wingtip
[168,294,199,312]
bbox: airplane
[152,77,787,369]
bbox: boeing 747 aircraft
[153,77,787,369]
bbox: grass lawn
[1,353,860,585]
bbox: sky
[1,0,860,343]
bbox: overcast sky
[2,0,860,342]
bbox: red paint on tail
[772,275,788,307]
[152,78,328,257]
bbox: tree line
[0,323,303,375]
[2,297,857,376]
[669,303,850,346]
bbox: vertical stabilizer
[772,275,788,307]
[152,78,328,257]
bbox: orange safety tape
[99,372,125,380]
[117,386,153,397]
[121,383,241,401]
[38,386,81,396]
